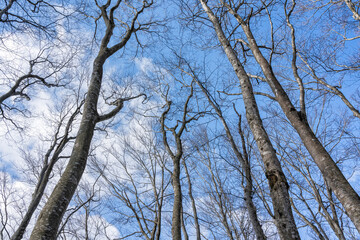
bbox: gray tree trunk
[29,53,104,240]
[160,84,198,240]
[172,159,183,240]
[199,1,300,239]
[11,103,80,240]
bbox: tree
[98,122,171,240]
[10,97,83,240]
[1,0,360,239]
[160,80,204,240]
[0,0,79,127]
[198,1,300,239]
[29,1,153,238]
[218,0,360,232]
[176,57,266,240]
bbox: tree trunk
[11,104,79,240]
[199,1,300,239]
[172,158,183,240]
[28,1,150,237]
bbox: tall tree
[198,1,300,239]
[177,58,266,240]
[29,1,153,239]
[160,80,204,240]
[220,0,360,232]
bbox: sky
[0,0,359,239]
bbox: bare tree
[160,80,204,240]
[176,57,266,240]
[10,97,83,240]
[98,122,171,240]
[0,0,74,37]
[198,1,300,239]
[29,1,153,238]
[217,0,360,232]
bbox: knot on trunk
[266,169,289,191]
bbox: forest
[0,0,359,239]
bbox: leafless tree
[160,79,205,240]
[197,1,300,238]
[29,1,154,238]
[10,97,83,240]
[97,121,171,240]
[175,57,266,240]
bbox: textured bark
[199,1,300,239]
[345,0,360,21]
[239,21,360,233]
[241,127,266,240]
[172,159,183,240]
[181,204,189,240]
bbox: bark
[238,18,360,234]
[239,119,266,240]
[199,1,300,239]
[29,54,104,240]
[344,0,360,21]
[181,205,189,240]
[172,157,183,240]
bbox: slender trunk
[155,168,165,240]
[183,159,201,240]
[243,154,265,240]
[239,113,266,240]
[181,205,189,240]
[11,158,57,240]
[27,1,148,237]
[241,22,360,233]
[161,86,195,240]
[11,106,79,240]
[325,183,346,240]
[172,158,182,240]
[199,1,300,239]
